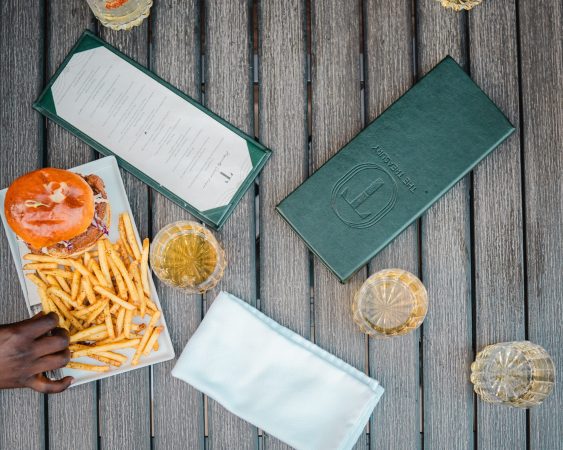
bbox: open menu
[34,31,270,229]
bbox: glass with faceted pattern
[438,0,482,11]
[352,269,428,338]
[150,221,226,294]
[471,341,555,408]
[86,0,153,30]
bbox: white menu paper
[51,46,252,212]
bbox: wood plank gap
[513,2,531,448]
[411,0,418,80]
[204,394,209,437]
[419,324,424,439]
[255,183,261,313]
[200,0,206,55]
[147,8,155,448]
[358,6,369,414]
[43,394,49,450]
[464,12,479,450]
[200,0,206,90]
[199,0,209,442]
[150,366,154,443]
[97,381,101,447]
[412,1,423,444]
[41,2,49,448]
[469,167,478,450]
[252,0,259,139]
[305,0,315,345]
[358,0,370,437]
[41,0,48,168]
[514,0,529,345]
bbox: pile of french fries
[23,212,163,373]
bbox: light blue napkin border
[219,291,384,450]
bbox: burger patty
[28,174,108,256]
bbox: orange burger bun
[4,168,111,258]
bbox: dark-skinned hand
[0,312,73,393]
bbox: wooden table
[1,1,561,449]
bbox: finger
[50,327,70,340]
[16,312,59,338]
[33,329,70,357]
[32,349,71,373]
[27,374,73,394]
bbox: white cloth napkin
[172,291,384,450]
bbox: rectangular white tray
[0,156,175,386]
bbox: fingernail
[69,377,75,384]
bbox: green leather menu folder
[277,56,515,283]
[34,31,270,230]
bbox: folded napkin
[172,291,384,450]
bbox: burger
[4,168,111,258]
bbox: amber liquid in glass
[150,221,226,293]
[159,234,218,287]
[352,269,428,338]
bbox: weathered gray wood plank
[204,0,257,448]
[96,24,152,450]
[519,1,563,448]
[258,0,309,448]
[469,1,526,449]
[151,1,204,448]
[44,2,98,449]
[363,1,421,449]
[416,3,473,449]
[310,1,368,449]
[0,2,45,449]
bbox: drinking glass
[438,0,482,11]
[150,221,226,294]
[471,341,555,408]
[352,268,428,338]
[86,0,153,30]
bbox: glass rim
[150,220,226,293]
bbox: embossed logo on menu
[331,163,398,229]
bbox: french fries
[122,213,141,260]
[22,212,164,375]
[94,286,135,311]
[107,244,138,304]
[71,339,140,358]
[143,326,163,356]
[71,271,81,302]
[140,238,150,296]
[70,325,107,343]
[66,361,110,372]
[23,262,58,270]
[43,269,73,279]
[26,273,48,290]
[82,277,97,305]
[132,311,160,365]
[98,239,112,287]
[104,305,115,339]
[23,254,73,266]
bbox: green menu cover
[277,56,515,283]
[34,31,270,230]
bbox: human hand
[0,312,73,393]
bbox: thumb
[27,374,74,394]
